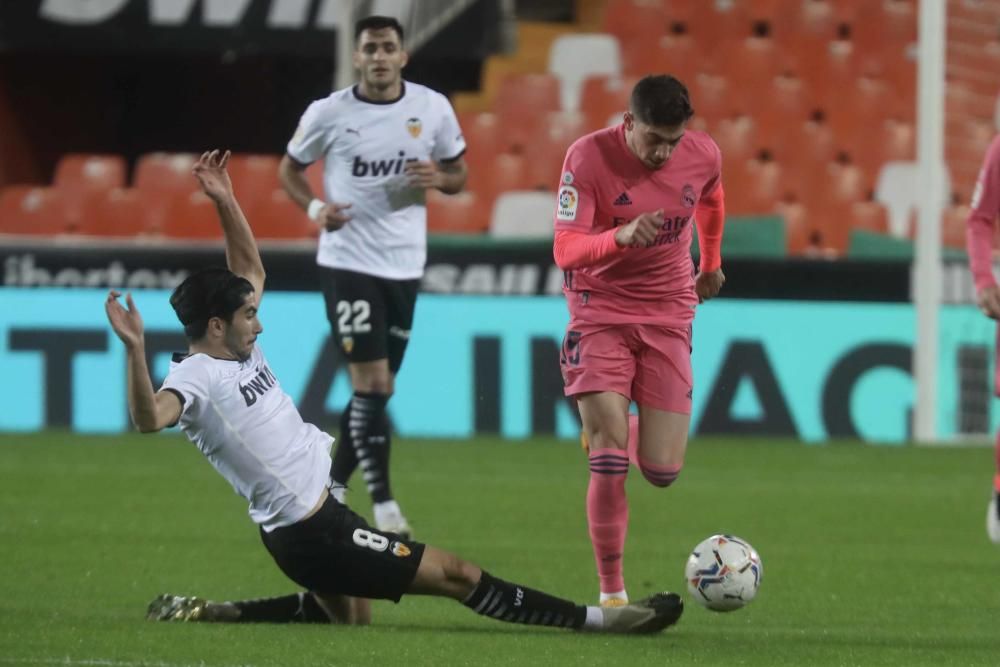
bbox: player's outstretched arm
[105,290,182,432]
[192,150,266,304]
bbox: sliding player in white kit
[279,15,468,537]
[107,149,682,633]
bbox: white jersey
[287,81,466,280]
[161,345,333,532]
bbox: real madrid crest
[406,117,422,138]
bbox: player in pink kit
[965,134,1000,544]
[552,75,726,605]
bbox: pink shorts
[560,322,693,414]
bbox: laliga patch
[391,541,411,558]
[556,186,579,221]
[562,171,574,185]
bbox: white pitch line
[0,658,257,667]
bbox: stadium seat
[941,203,971,249]
[457,111,505,161]
[874,161,951,239]
[525,111,594,190]
[548,34,623,111]
[134,152,200,195]
[773,198,812,255]
[427,190,487,234]
[228,154,282,207]
[711,115,757,166]
[162,191,224,240]
[0,186,80,235]
[687,72,748,125]
[723,154,786,215]
[478,153,535,207]
[579,75,637,129]
[602,0,668,43]
[79,188,166,237]
[801,155,871,213]
[250,189,317,240]
[489,191,556,238]
[494,73,562,151]
[642,30,702,84]
[53,154,126,194]
[849,200,890,234]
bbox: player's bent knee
[638,458,683,487]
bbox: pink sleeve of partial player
[553,229,624,270]
[967,136,1000,291]
[695,182,725,273]
[553,139,598,233]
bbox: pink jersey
[967,134,1000,291]
[553,124,722,327]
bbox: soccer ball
[684,534,762,611]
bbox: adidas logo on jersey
[352,151,418,178]
[613,192,632,206]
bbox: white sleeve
[431,94,466,162]
[287,99,334,166]
[160,361,210,426]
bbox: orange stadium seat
[79,188,166,237]
[249,190,317,240]
[427,190,487,234]
[227,154,281,207]
[773,198,812,254]
[134,152,200,195]
[475,153,534,209]
[642,31,703,84]
[713,32,782,91]
[849,200,890,234]
[457,111,505,160]
[602,0,667,42]
[711,115,757,166]
[162,191,224,240]
[687,72,749,125]
[525,111,594,189]
[724,154,786,215]
[53,154,126,194]
[0,186,81,235]
[942,203,971,249]
[495,73,561,151]
[579,75,636,128]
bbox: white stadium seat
[489,191,557,238]
[548,34,623,112]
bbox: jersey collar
[352,81,406,105]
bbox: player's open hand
[615,210,664,247]
[695,268,726,302]
[105,290,145,349]
[404,160,442,189]
[317,202,353,231]
[192,149,234,203]
[977,284,1000,320]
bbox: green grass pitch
[0,432,998,666]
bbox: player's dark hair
[355,15,404,43]
[629,75,695,127]
[169,268,254,341]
